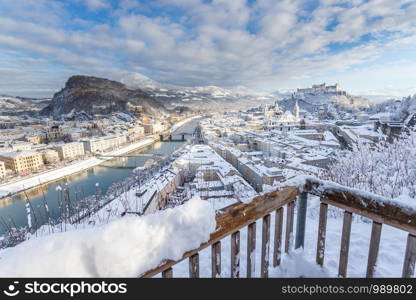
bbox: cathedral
[263,101,302,131]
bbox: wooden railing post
[273,207,284,267]
[162,267,173,278]
[211,241,221,278]
[366,221,382,278]
[189,253,199,278]
[402,234,416,278]
[316,202,328,266]
[285,201,295,253]
[261,214,271,278]
[338,211,352,277]
[231,231,240,278]
[247,222,256,278]
[295,192,308,249]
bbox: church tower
[294,100,300,120]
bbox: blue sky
[0,0,415,98]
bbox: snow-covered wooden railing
[300,177,416,278]
[139,177,416,278]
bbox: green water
[0,118,200,234]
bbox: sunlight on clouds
[0,0,414,97]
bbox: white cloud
[85,0,110,11]
[0,0,415,97]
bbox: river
[0,118,201,235]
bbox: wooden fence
[140,177,416,278]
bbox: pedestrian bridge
[159,130,194,142]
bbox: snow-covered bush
[322,130,416,201]
[393,94,416,121]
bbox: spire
[294,100,300,119]
[275,101,280,112]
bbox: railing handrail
[301,177,416,234]
[139,177,416,278]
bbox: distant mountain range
[0,95,50,116]
[119,72,277,111]
[7,71,413,121]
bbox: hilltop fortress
[294,83,347,97]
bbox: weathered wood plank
[261,214,271,278]
[273,207,283,267]
[285,201,295,253]
[304,178,416,235]
[247,222,256,278]
[295,192,308,249]
[316,202,328,266]
[162,267,173,278]
[189,253,199,278]
[366,221,382,278]
[338,211,353,278]
[402,234,416,278]
[231,231,240,278]
[140,186,299,277]
[211,241,221,278]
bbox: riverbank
[0,138,156,199]
[0,115,202,199]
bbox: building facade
[41,149,60,164]
[0,151,44,173]
[55,142,85,160]
[82,135,127,153]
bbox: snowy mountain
[365,94,416,121]
[391,94,416,121]
[272,88,295,99]
[0,95,50,116]
[120,72,168,90]
[42,75,169,119]
[119,72,276,111]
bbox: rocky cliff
[42,75,169,118]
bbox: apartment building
[142,122,165,135]
[11,141,32,151]
[25,134,42,144]
[55,142,85,160]
[82,135,127,153]
[127,125,145,142]
[41,149,60,164]
[0,151,44,173]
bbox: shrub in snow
[322,130,416,201]
[0,196,216,277]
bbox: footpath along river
[0,118,201,235]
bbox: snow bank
[277,175,416,212]
[0,196,216,277]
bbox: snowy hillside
[366,94,416,121]
[277,86,371,119]
[119,72,276,111]
[0,95,50,116]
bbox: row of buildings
[197,106,344,192]
[0,113,174,179]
